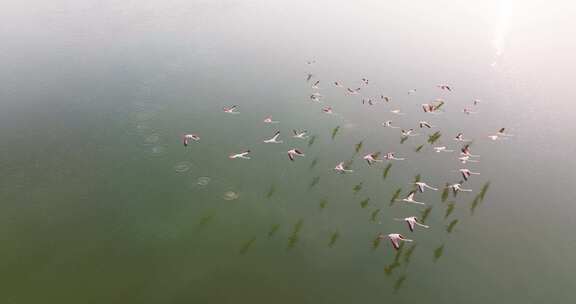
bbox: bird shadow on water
[389,187,402,206]
[382,163,392,181]
[445,201,456,219]
[328,230,340,248]
[420,206,433,224]
[195,213,216,233]
[331,126,340,141]
[308,135,317,147]
[319,198,328,211]
[393,275,407,294]
[433,244,445,263]
[354,141,364,154]
[308,176,320,190]
[428,131,441,145]
[309,157,319,170]
[370,208,381,223]
[360,197,370,208]
[441,184,450,202]
[265,184,276,199]
[268,224,280,239]
[287,219,304,250]
[446,219,459,233]
[239,237,256,255]
[353,182,363,195]
[415,144,424,152]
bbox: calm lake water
[1,0,575,303]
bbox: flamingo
[263,130,283,144]
[334,162,354,173]
[182,134,200,146]
[395,216,430,232]
[287,149,305,161]
[229,150,251,159]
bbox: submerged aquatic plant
[400,136,408,144]
[384,262,400,276]
[372,234,382,251]
[197,214,215,231]
[309,157,319,170]
[390,187,403,206]
[413,174,421,183]
[328,231,340,248]
[287,219,304,250]
[268,224,281,239]
[353,182,363,194]
[446,219,459,233]
[420,206,433,224]
[394,242,405,263]
[428,131,442,144]
[307,135,317,147]
[239,237,256,255]
[433,244,445,262]
[370,208,381,222]
[445,201,456,219]
[382,163,392,180]
[403,244,417,264]
[331,126,341,140]
[266,184,276,199]
[441,184,450,202]
[354,141,364,154]
[479,181,491,201]
[360,197,370,208]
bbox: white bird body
[395,216,430,232]
[287,149,305,161]
[385,152,405,161]
[182,134,200,146]
[382,120,400,128]
[263,131,283,144]
[401,129,419,137]
[397,191,425,205]
[334,162,353,173]
[363,152,383,165]
[229,150,251,159]
[391,109,405,115]
[322,106,334,115]
[263,116,279,124]
[433,146,454,153]
[384,233,413,250]
[459,156,479,164]
[458,168,480,181]
[449,183,472,192]
[292,130,308,139]
[223,105,239,114]
[414,182,438,193]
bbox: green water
[1,0,575,303]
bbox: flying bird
[448,183,472,192]
[395,216,430,232]
[182,134,200,146]
[457,168,480,181]
[363,152,383,165]
[292,130,309,139]
[385,152,405,161]
[382,120,400,128]
[223,105,239,114]
[263,116,279,124]
[433,146,454,153]
[437,84,452,91]
[263,130,283,144]
[419,121,433,128]
[397,191,425,205]
[414,182,438,193]
[381,233,413,250]
[287,148,305,161]
[334,162,354,173]
[322,106,334,115]
[229,150,251,159]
